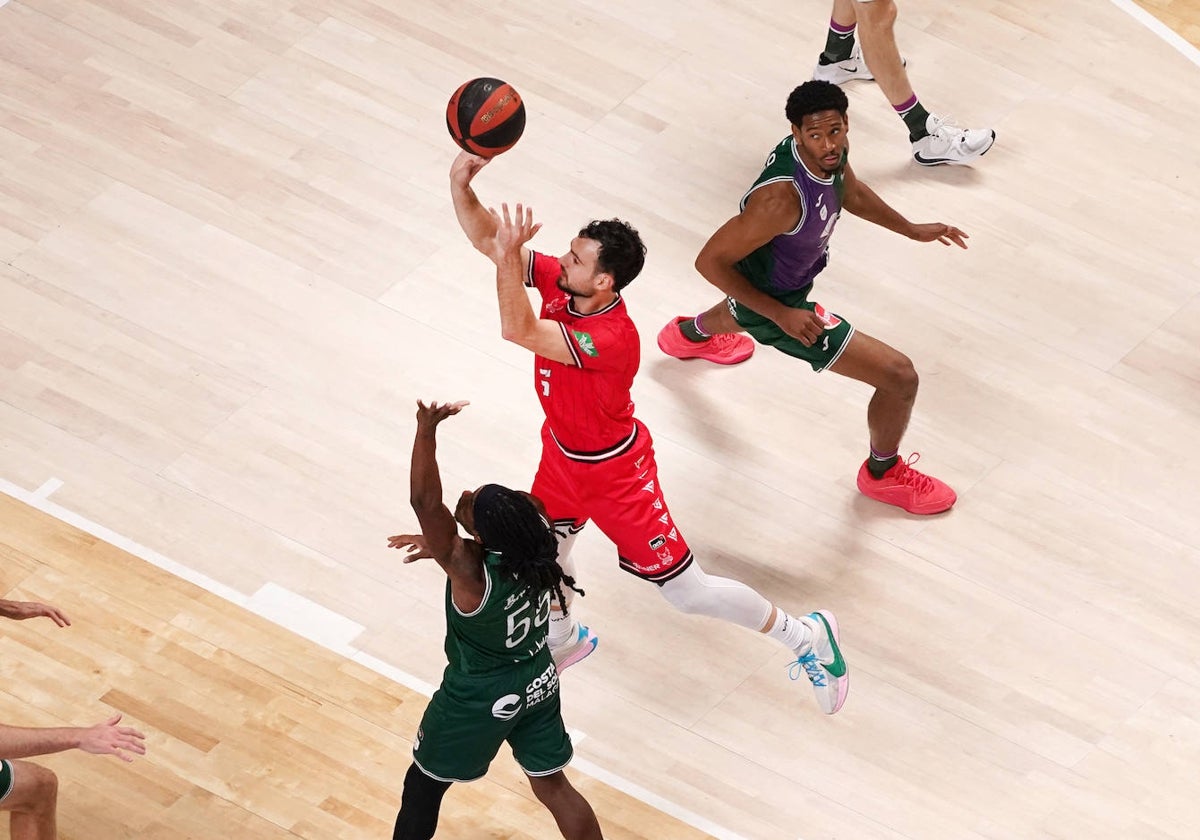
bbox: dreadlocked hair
[472,484,584,615]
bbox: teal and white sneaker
[790,610,849,714]
[551,623,598,672]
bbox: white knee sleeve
[658,562,773,632]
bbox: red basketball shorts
[531,420,693,583]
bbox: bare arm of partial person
[695,183,834,348]
[841,162,968,248]
[0,599,71,627]
[0,715,146,763]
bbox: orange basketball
[446,77,526,157]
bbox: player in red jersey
[448,152,849,714]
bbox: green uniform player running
[387,399,603,840]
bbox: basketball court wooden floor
[0,494,710,839]
[2,0,1200,838]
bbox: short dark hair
[785,80,849,127]
[578,219,646,291]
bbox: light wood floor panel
[2,0,1200,837]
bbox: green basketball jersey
[444,553,552,677]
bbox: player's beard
[557,273,594,299]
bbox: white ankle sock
[548,609,577,648]
[765,609,813,656]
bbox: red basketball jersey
[526,251,638,457]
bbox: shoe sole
[656,336,754,365]
[857,481,957,515]
[814,70,874,85]
[814,609,849,715]
[553,631,598,672]
[913,132,997,167]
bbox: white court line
[1,476,750,840]
[0,476,249,606]
[1109,0,1200,66]
[32,478,63,500]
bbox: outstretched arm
[842,163,968,248]
[408,400,469,567]
[0,715,146,763]
[449,152,533,267]
[400,400,487,610]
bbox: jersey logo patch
[649,535,666,550]
[571,330,598,356]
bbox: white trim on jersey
[557,322,583,367]
[452,559,493,618]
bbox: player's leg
[658,564,849,714]
[657,298,754,365]
[396,680,510,835]
[588,426,849,713]
[0,759,58,840]
[510,678,602,839]
[813,0,876,84]
[393,764,451,840]
[848,0,995,164]
[828,330,956,514]
[527,772,603,840]
[531,435,598,670]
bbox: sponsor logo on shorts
[642,480,656,494]
[414,726,424,750]
[656,547,674,564]
[492,694,522,721]
[667,527,678,542]
[649,535,666,550]
[652,498,663,510]
[524,662,559,709]
[813,302,841,329]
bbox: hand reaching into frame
[78,714,147,763]
[0,599,71,627]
